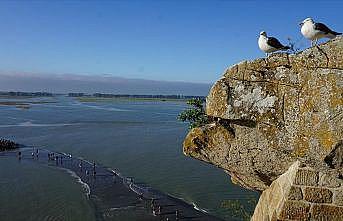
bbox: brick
[278,200,310,220]
[319,173,341,188]
[304,187,333,203]
[294,169,318,186]
[333,189,343,206]
[311,204,343,221]
[288,186,303,200]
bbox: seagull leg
[313,39,318,46]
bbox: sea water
[0,96,258,220]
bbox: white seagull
[300,18,342,46]
[258,31,290,56]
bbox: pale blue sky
[0,0,342,83]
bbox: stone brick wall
[280,167,342,220]
[252,161,343,221]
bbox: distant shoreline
[0,91,205,103]
[76,96,191,102]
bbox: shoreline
[1,145,224,221]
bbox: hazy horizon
[0,71,211,96]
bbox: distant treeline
[68,93,205,100]
[0,91,53,97]
[0,91,205,100]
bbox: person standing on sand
[151,198,155,208]
[17,151,21,160]
[152,206,156,216]
[85,170,89,181]
[36,149,39,158]
[93,162,96,176]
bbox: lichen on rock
[184,37,343,220]
[183,37,343,193]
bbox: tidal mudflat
[0,96,258,220]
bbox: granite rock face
[183,37,343,192]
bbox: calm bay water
[0,96,258,220]
[0,157,96,221]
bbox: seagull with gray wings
[258,31,290,56]
[300,18,341,46]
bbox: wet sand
[1,146,224,221]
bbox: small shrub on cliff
[221,196,258,221]
[178,98,208,129]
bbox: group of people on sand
[0,139,18,151]
[48,152,64,165]
[151,198,180,220]
[12,143,185,220]
[78,160,97,177]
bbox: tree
[178,98,208,129]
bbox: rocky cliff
[183,37,343,219]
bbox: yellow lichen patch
[183,124,234,156]
[183,127,205,154]
[293,134,310,157]
[326,73,343,109]
[311,114,321,128]
[314,123,335,152]
[206,79,230,118]
[258,122,278,149]
[208,124,234,148]
[329,90,343,109]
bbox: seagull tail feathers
[329,31,342,38]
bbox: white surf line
[108,168,123,179]
[127,178,210,214]
[76,103,132,112]
[165,193,210,214]
[57,167,91,198]
[109,205,136,211]
[17,147,213,217]
[128,182,147,196]
[192,202,209,213]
